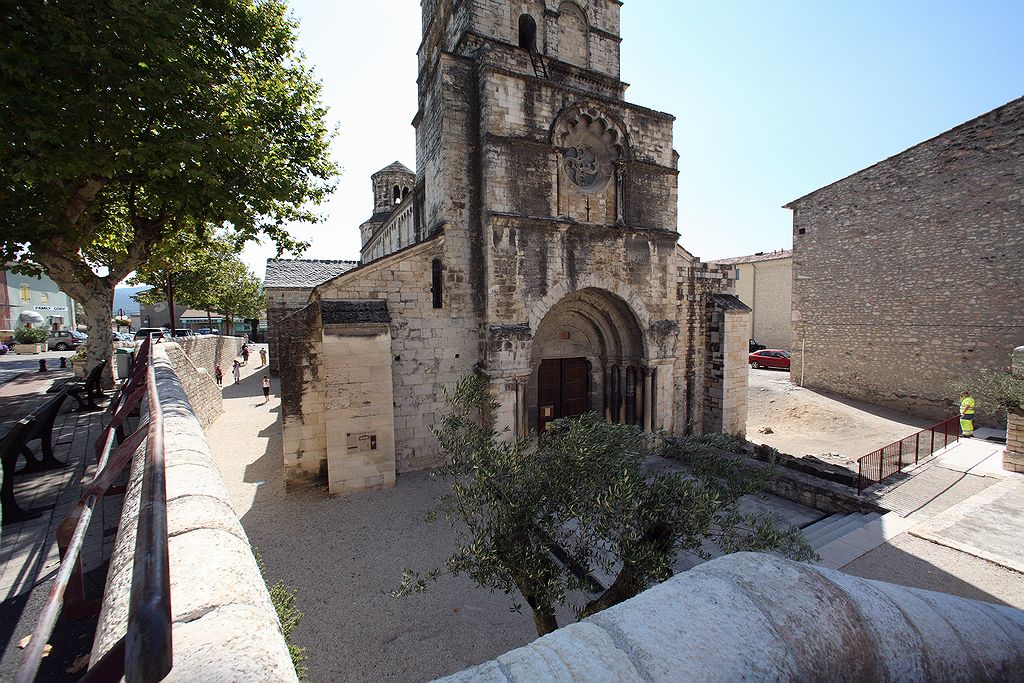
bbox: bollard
[38,359,48,372]
[60,357,68,369]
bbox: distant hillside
[113,286,149,314]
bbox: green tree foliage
[14,326,49,344]
[396,376,815,636]
[129,232,263,331]
[949,368,1024,415]
[254,547,308,680]
[0,0,336,375]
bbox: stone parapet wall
[438,552,1024,682]
[91,347,295,681]
[163,343,223,428]
[176,334,244,378]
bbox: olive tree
[396,375,815,636]
[1,0,336,376]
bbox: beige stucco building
[711,250,792,351]
[273,1,751,495]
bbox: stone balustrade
[438,552,1024,682]
[91,346,295,681]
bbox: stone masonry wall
[317,237,479,473]
[438,552,1024,682]
[279,303,327,488]
[721,309,749,436]
[176,334,244,378]
[92,347,295,681]
[163,342,222,429]
[790,97,1024,422]
[322,324,397,495]
[266,287,313,376]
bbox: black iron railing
[16,335,172,682]
[856,416,960,493]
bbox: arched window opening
[518,14,538,52]
[431,259,443,309]
[393,185,401,204]
[402,186,411,200]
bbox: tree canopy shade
[0,0,337,373]
[395,376,815,636]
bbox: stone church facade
[276,1,750,494]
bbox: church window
[393,185,402,204]
[402,186,411,200]
[518,14,537,52]
[20,284,30,302]
[40,293,48,305]
[431,259,443,309]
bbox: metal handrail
[856,415,960,493]
[15,335,172,682]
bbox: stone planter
[15,343,46,354]
[1004,410,1024,474]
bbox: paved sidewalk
[0,401,119,680]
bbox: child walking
[215,365,223,386]
[232,359,241,384]
[261,375,271,403]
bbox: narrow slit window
[431,259,443,309]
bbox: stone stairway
[801,510,915,569]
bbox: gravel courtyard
[207,353,822,681]
[746,367,935,466]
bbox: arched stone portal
[527,288,650,432]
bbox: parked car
[749,339,767,353]
[135,327,171,341]
[172,329,195,337]
[749,349,791,370]
[47,329,87,351]
[195,328,220,335]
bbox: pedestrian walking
[232,359,241,385]
[241,344,250,365]
[215,365,223,386]
[959,390,976,437]
[259,347,267,367]
[261,375,271,403]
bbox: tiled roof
[321,300,390,325]
[708,293,752,312]
[709,250,792,266]
[264,259,358,289]
[372,161,414,176]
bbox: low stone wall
[163,343,222,428]
[1005,346,1024,473]
[176,335,244,377]
[439,552,1024,682]
[91,346,295,681]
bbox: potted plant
[13,326,49,354]
[66,346,89,378]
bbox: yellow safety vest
[960,396,975,415]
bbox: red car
[749,349,791,370]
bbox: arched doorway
[528,288,647,432]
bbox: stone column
[1004,346,1024,474]
[640,368,652,432]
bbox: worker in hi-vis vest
[959,391,976,437]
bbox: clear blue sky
[239,0,1024,274]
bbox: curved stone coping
[437,552,1024,682]
[91,346,296,681]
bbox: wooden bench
[49,358,109,411]
[1,389,70,525]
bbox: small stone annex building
[273,0,750,495]
[787,96,1024,422]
